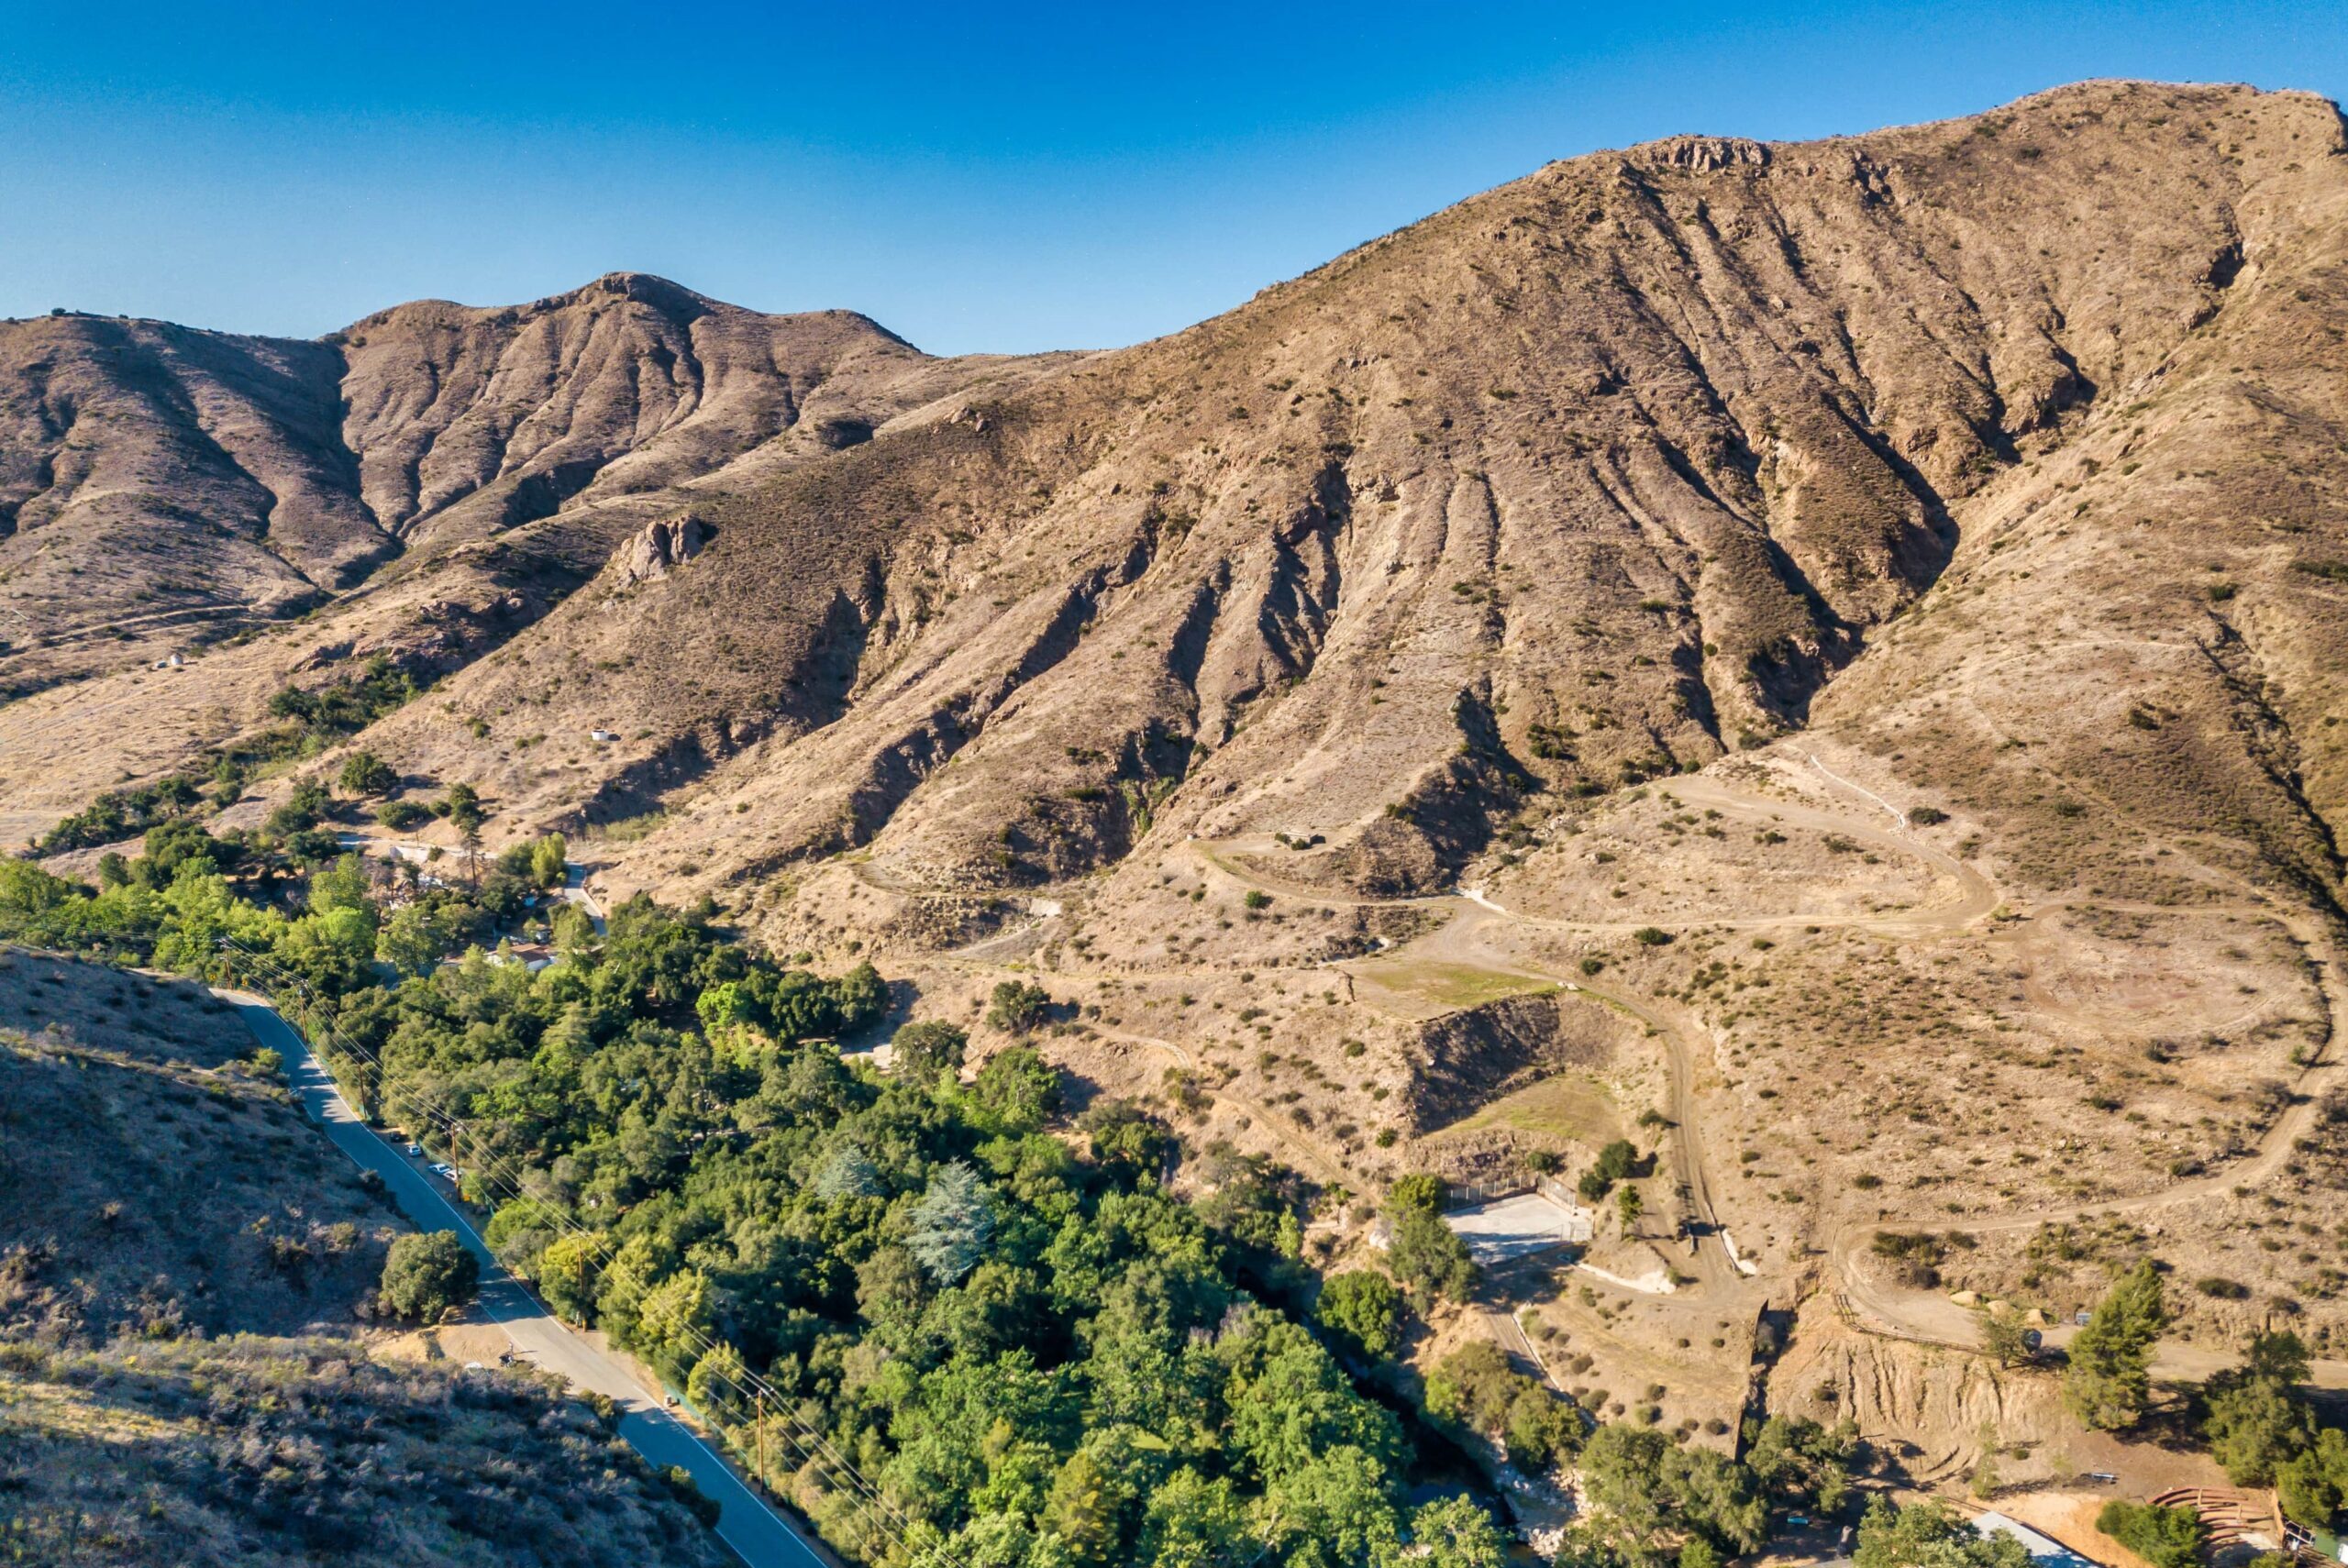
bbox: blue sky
[2,2,2342,354]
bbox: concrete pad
[1445,1191,1593,1265]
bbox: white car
[404,1143,423,1157]
[429,1163,457,1181]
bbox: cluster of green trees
[6,826,1517,1566]
[2201,1330,2348,1530]
[1578,1139,1645,1203]
[32,771,205,854]
[1423,1342,1581,1471]
[2059,1256,2348,1534]
[1564,1415,1856,1568]
[1379,1176,1479,1307]
[1853,1497,2029,1568]
[30,657,423,856]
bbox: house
[591,729,620,743]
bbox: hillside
[0,953,730,1567]
[6,78,2348,1463]
[0,271,1059,702]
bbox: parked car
[429,1163,457,1180]
[404,1143,423,1157]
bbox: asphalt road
[222,991,830,1568]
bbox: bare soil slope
[0,953,730,1568]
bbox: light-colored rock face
[610,514,711,591]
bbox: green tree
[443,782,482,831]
[986,979,1053,1034]
[1579,1138,1642,1201]
[379,1231,480,1322]
[814,1142,884,1200]
[1618,1184,1644,1232]
[445,783,485,878]
[685,1339,749,1422]
[1317,1271,1405,1359]
[1412,1496,1508,1568]
[1251,1444,1401,1568]
[969,1045,1063,1134]
[892,1020,969,1088]
[1137,1468,1246,1568]
[1978,1309,2033,1368]
[2243,1328,2311,1384]
[2096,1501,2203,1568]
[535,1231,602,1322]
[1388,1209,1477,1304]
[1223,1315,1405,1481]
[2277,1428,2348,1529]
[1387,1174,1447,1214]
[2064,1259,2168,1430]
[377,902,453,977]
[339,751,396,796]
[2205,1368,2315,1485]
[908,1161,994,1285]
[635,1267,714,1383]
[1043,1448,1119,1563]
[528,833,568,888]
[550,900,596,954]
[1854,1497,2028,1568]
[1505,1386,1580,1471]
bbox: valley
[6,74,2348,1568]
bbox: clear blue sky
[2,2,2341,355]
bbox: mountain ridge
[0,271,1048,697]
[7,74,2348,1472]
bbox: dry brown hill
[6,82,2348,1396]
[0,954,733,1568]
[341,80,2345,923]
[0,271,1047,699]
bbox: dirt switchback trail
[1195,752,2344,1354]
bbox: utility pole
[756,1391,768,1495]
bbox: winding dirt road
[1189,755,2342,1370]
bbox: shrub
[2096,1501,2202,1568]
[1317,1271,1405,1359]
[661,1465,722,1529]
[986,979,1054,1034]
[338,751,396,796]
[1907,806,1949,826]
[379,1231,480,1323]
[1632,927,1672,946]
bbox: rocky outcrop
[1405,993,1630,1133]
[612,515,711,590]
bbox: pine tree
[908,1160,993,1284]
[2064,1259,2168,1430]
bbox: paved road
[222,991,829,1568]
